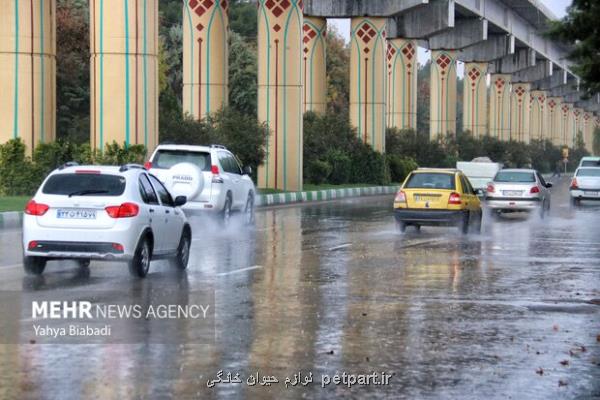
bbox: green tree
[326,27,350,114]
[229,31,258,115]
[548,1,600,96]
[229,0,258,41]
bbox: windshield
[494,171,535,183]
[580,160,600,167]
[576,168,600,177]
[405,173,455,190]
[152,150,212,171]
[42,174,126,196]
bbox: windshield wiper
[68,190,110,198]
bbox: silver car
[570,167,600,206]
[485,169,552,218]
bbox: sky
[327,0,572,77]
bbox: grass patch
[0,196,29,212]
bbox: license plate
[56,209,97,220]
[584,191,599,196]
[414,195,439,201]
[503,190,523,197]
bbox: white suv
[146,144,256,225]
[22,163,192,278]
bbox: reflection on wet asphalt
[0,177,598,399]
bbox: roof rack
[58,161,79,170]
[119,163,145,172]
[210,144,227,149]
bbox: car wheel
[173,229,191,270]
[243,193,255,226]
[23,256,46,276]
[396,221,407,233]
[221,194,232,227]
[539,201,546,219]
[474,212,482,233]
[460,212,470,234]
[78,259,91,268]
[570,197,580,208]
[128,236,152,278]
[414,224,421,233]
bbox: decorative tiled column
[0,0,55,154]
[257,0,303,191]
[386,39,417,131]
[183,0,229,120]
[572,107,584,147]
[489,74,511,141]
[302,17,326,114]
[430,50,457,140]
[529,90,547,142]
[91,0,159,152]
[350,18,387,152]
[547,97,562,146]
[583,111,594,152]
[510,83,531,143]
[560,102,573,147]
[462,63,487,137]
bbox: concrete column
[510,82,531,143]
[462,62,487,137]
[583,111,594,152]
[572,107,584,148]
[257,0,303,191]
[430,50,457,140]
[0,0,55,154]
[560,102,573,147]
[546,97,562,146]
[350,17,387,151]
[91,0,159,152]
[386,39,417,130]
[529,90,547,142]
[302,17,326,114]
[489,74,511,141]
[183,0,229,120]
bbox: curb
[0,186,399,229]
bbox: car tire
[460,212,470,235]
[570,197,580,208]
[128,235,152,278]
[474,212,482,233]
[243,193,255,226]
[173,228,191,270]
[23,256,46,276]
[396,221,407,233]
[221,194,232,227]
[78,259,91,268]
[539,201,546,219]
[414,224,421,233]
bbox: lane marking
[328,243,352,251]
[216,265,263,277]
[0,263,22,271]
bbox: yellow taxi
[393,168,483,234]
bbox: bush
[0,139,37,196]
[387,155,418,183]
[325,150,352,184]
[305,160,332,185]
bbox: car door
[218,151,244,209]
[138,173,166,253]
[536,172,550,204]
[148,174,183,252]
[228,153,246,208]
[460,174,479,213]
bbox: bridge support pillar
[572,107,584,148]
[350,17,387,152]
[183,0,228,120]
[91,0,159,152]
[547,97,562,146]
[583,111,594,152]
[386,39,417,131]
[529,90,548,142]
[257,0,303,191]
[430,50,457,140]
[0,0,55,154]
[303,17,326,114]
[559,103,573,147]
[462,62,488,137]
[510,83,531,143]
[489,74,511,141]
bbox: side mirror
[243,165,252,175]
[545,182,553,188]
[475,189,485,197]
[174,195,187,207]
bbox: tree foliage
[326,26,350,114]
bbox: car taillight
[530,186,540,194]
[144,161,152,170]
[486,184,495,193]
[570,178,578,189]
[28,241,39,250]
[448,192,462,205]
[112,243,124,252]
[395,191,407,203]
[24,200,49,216]
[211,165,220,175]
[105,202,139,218]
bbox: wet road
[0,176,599,399]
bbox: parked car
[456,158,503,194]
[578,156,600,168]
[570,167,600,206]
[393,168,483,234]
[22,163,191,278]
[485,169,552,218]
[146,144,255,226]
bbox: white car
[578,156,600,168]
[570,167,600,206]
[146,144,256,225]
[22,163,191,278]
[485,169,552,218]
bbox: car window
[152,150,211,171]
[494,171,535,183]
[460,175,474,194]
[139,174,159,205]
[218,151,240,174]
[405,173,456,190]
[580,160,600,167]
[42,173,126,196]
[149,175,174,207]
[537,173,547,186]
[576,168,600,177]
[228,155,242,175]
